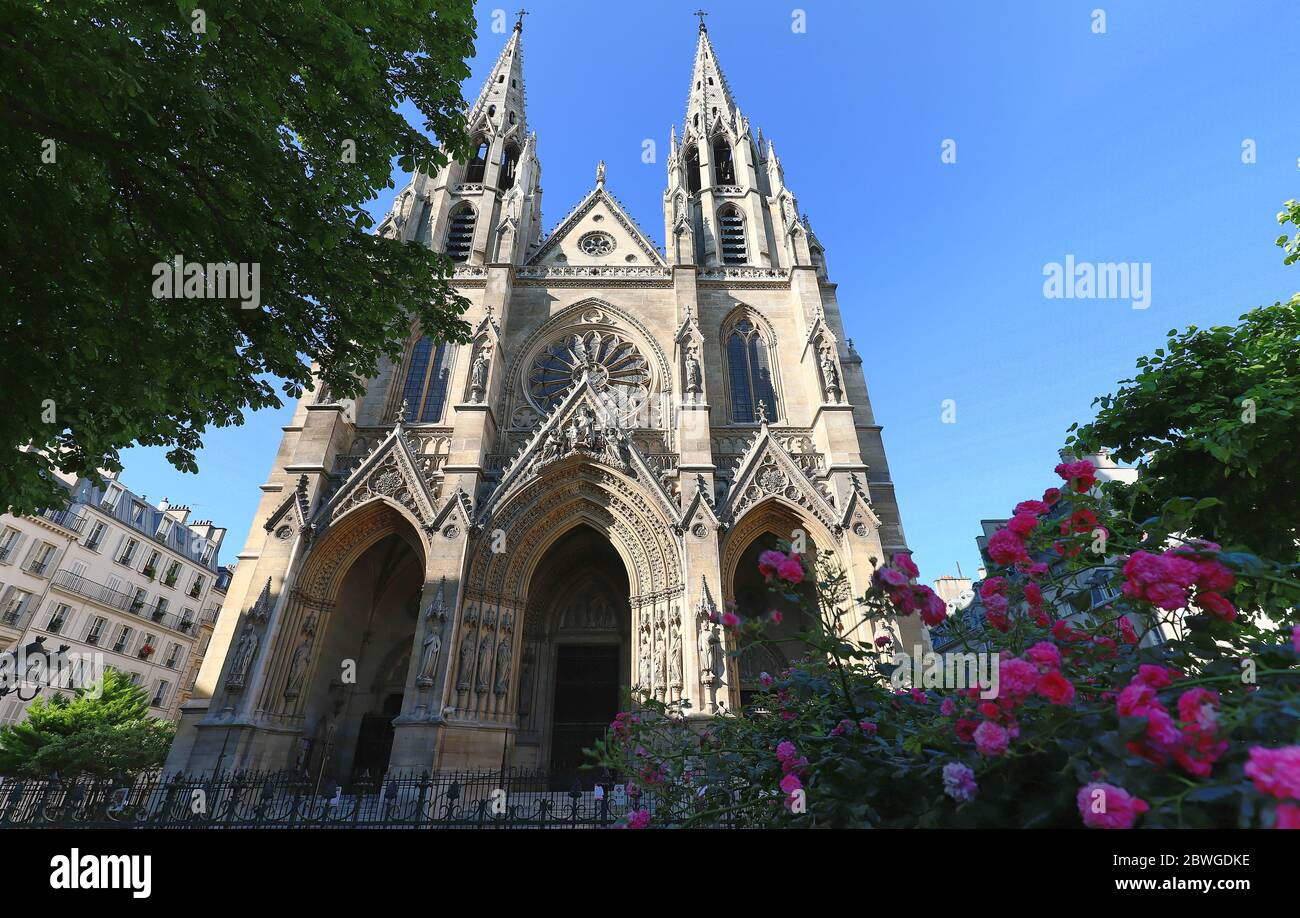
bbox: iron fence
[0,769,758,829]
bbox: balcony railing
[52,569,135,613]
[50,570,200,636]
[24,558,54,577]
[1,602,33,629]
[38,508,86,533]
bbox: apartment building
[0,470,229,724]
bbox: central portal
[513,524,630,779]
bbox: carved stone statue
[456,629,476,691]
[517,645,535,715]
[638,628,651,693]
[416,620,443,688]
[227,623,258,689]
[575,404,596,449]
[475,633,495,692]
[683,345,703,400]
[820,346,841,402]
[469,349,490,402]
[284,631,314,700]
[493,638,512,695]
[668,625,683,695]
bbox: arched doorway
[515,525,630,780]
[723,502,831,713]
[296,529,425,788]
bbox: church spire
[466,14,529,137]
[683,16,739,138]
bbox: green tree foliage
[0,0,477,513]
[1068,300,1300,564]
[0,669,175,778]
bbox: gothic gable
[479,375,676,525]
[720,419,841,536]
[527,184,666,268]
[316,421,439,534]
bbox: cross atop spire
[682,18,738,136]
[466,19,529,135]
[694,9,708,32]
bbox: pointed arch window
[718,205,747,265]
[712,136,735,185]
[685,146,702,194]
[499,143,520,190]
[444,204,476,262]
[724,317,779,423]
[401,337,455,423]
[465,137,489,183]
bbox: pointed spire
[683,17,739,135]
[467,19,528,136]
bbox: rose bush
[591,460,1300,828]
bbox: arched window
[401,337,455,423]
[465,137,488,183]
[685,146,702,194]
[498,143,520,190]
[718,205,747,265]
[724,316,778,423]
[444,204,476,262]
[712,136,735,184]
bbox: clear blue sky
[122,0,1300,584]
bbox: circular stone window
[578,231,615,256]
[527,329,649,416]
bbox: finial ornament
[756,400,768,424]
[596,160,606,187]
[514,8,527,31]
[397,398,409,424]
[694,9,708,32]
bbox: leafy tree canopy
[1068,205,1300,563]
[1,0,477,513]
[0,668,175,778]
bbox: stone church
[166,19,919,782]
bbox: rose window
[578,231,615,256]
[527,330,649,413]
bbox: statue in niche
[683,344,702,401]
[456,628,476,691]
[469,348,490,402]
[637,627,652,693]
[668,624,683,699]
[493,638,512,696]
[416,616,443,688]
[283,631,314,700]
[820,345,841,402]
[227,622,259,689]
[475,633,495,692]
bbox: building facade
[167,21,917,782]
[0,472,228,725]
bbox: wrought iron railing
[0,768,760,829]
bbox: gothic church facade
[167,20,919,781]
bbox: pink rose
[973,720,1010,757]
[757,549,786,579]
[892,552,919,579]
[721,611,740,629]
[1036,670,1075,705]
[1197,591,1237,622]
[1025,641,1060,671]
[1014,499,1050,517]
[625,809,651,829]
[1244,746,1300,800]
[987,529,1029,566]
[1077,782,1148,829]
[776,556,805,584]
